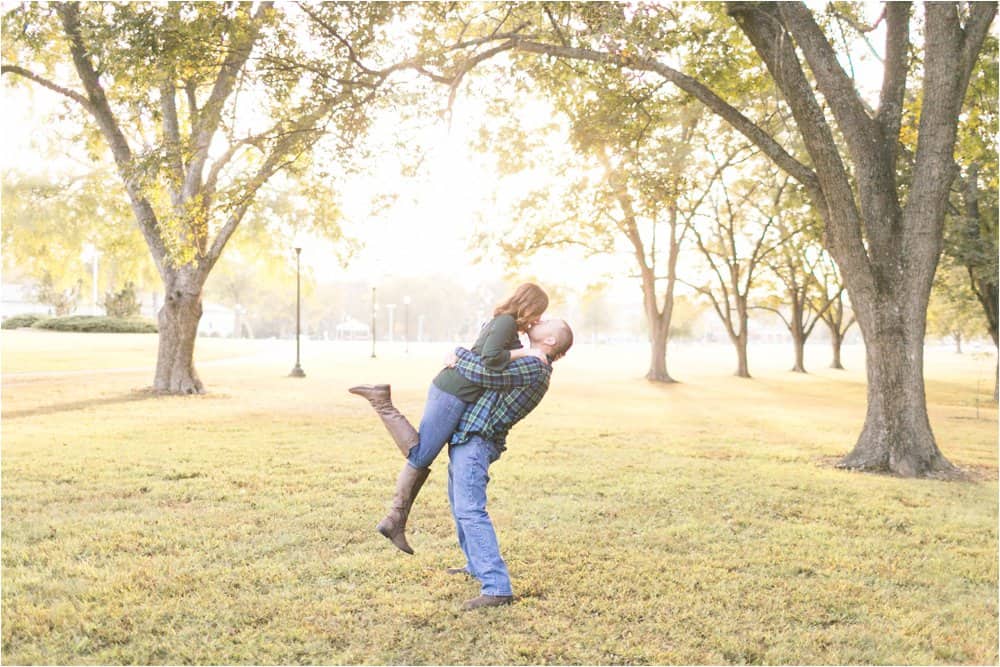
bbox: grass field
[2,330,997,665]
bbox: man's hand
[443,350,459,368]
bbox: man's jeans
[407,384,468,469]
[448,435,513,597]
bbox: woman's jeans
[406,384,468,469]
[447,435,513,597]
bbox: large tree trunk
[647,320,676,383]
[154,273,205,394]
[837,299,957,477]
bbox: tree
[810,253,856,370]
[756,207,837,373]
[946,35,998,398]
[927,261,988,354]
[470,61,727,381]
[2,165,156,310]
[429,1,996,477]
[3,2,400,393]
[687,154,788,378]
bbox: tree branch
[1,64,95,115]
[56,1,169,274]
[875,2,910,166]
[183,1,272,201]
[160,75,185,209]
[510,37,821,196]
[726,2,872,281]
[778,2,878,159]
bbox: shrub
[34,272,81,316]
[31,315,157,333]
[102,282,142,318]
[1,313,50,329]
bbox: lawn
[2,330,997,664]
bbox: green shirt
[432,313,523,403]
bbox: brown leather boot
[348,384,419,457]
[376,463,431,554]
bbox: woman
[349,283,549,554]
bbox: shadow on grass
[2,387,161,419]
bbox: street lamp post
[370,286,377,358]
[403,295,411,353]
[386,304,396,343]
[289,247,306,377]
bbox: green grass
[2,332,997,664]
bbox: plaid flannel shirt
[448,346,552,451]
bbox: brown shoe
[348,384,419,457]
[462,594,514,611]
[375,463,430,554]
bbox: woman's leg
[406,384,468,469]
[376,384,467,554]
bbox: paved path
[2,355,262,381]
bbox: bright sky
[0,3,900,315]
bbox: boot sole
[376,523,414,555]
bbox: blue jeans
[406,384,468,469]
[448,435,512,597]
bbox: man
[350,318,573,610]
[441,318,574,610]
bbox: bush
[34,272,81,316]
[1,313,50,329]
[31,315,157,333]
[102,282,142,318]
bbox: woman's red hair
[494,283,549,331]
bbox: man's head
[527,319,574,362]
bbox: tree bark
[828,326,844,370]
[647,320,675,382]
[732,304,750,378]
[790,296,807,372]
[733,329,750,378]
[837,305,956,476]
[792,330,806,373]
[154,271,205,394]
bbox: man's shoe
[446,567,471,577]
[348,384,419,456]
[462,594,514,611]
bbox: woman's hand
[443,350,458,368]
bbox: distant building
[336,316,370,340]
[1,283,50,318]
[196,302,236,337]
